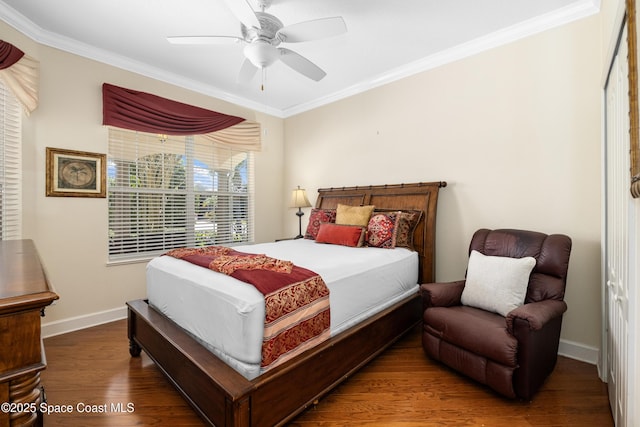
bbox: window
[0,80,22,240]
[107,129,254,261]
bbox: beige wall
[1,10,606,353]
[1,20,286,326]
[284,15,603,350]
[601,0,625,64]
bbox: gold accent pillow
[335,204,375,227]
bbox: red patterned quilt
[165,246,330,371]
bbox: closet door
[604,23,630,427]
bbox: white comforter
[146,238,419,379]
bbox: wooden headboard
[315,181,447,283]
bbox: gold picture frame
[46,147,106,198]
[627,0,640,197]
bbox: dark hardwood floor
[40,320,613,426]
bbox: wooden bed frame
[127,181,446,427]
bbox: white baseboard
[41,306,128,338]
[42,307,602,368]
[558,338,600,365]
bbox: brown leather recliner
[421,228,572,400]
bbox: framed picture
[46,147,106,198]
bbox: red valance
[102,83,245,135]
[0,41,25,71]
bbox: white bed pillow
[460,250,536,317]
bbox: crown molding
[0,2,286,118]
[0,0,599,119]
[282,0,601,117]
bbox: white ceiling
[0,0,599,118]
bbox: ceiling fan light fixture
[244,42,279,68]
[173,1,346,83]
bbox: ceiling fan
[168,0,347,86]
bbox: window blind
[0,80,22,240]
[108,128,254,261]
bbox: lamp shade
[290,186,311,208]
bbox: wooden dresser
[0,240,58,427]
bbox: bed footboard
[127,292,421,427]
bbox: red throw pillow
[315,223,365,247]
[366,212,400,249]
[304,208,337,240]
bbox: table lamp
[290,185,311,239]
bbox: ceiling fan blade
[277,17,346,43]
[223,0,261,29]
[167,35,243,45]
[278,48,326,81]
[238,57,258,82]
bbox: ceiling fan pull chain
[261,67,266,91]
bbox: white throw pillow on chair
[461,250,536,317]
